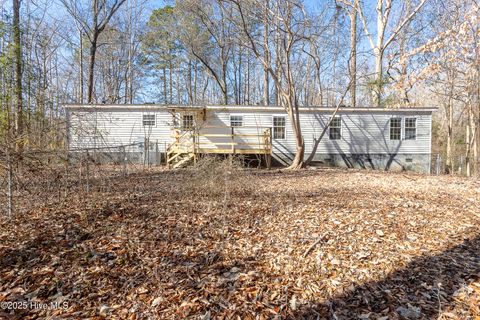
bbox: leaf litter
[0,162,479,319]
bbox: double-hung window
[329,116,341,140]
[230,115,243,127]
[142,114,155,126]
[390,118,402,140]
[404,118,416,140]
[182,114,194,130]
[273,116,286,140]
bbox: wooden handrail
[167,125,273,167]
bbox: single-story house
[65,104,435,173]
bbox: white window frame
[230,115,244,127]
[272,115,286,140]
[389,117,402,140]
[404,117,417,141]
[329,116,342,140]
[142,114,156,127]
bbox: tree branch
[384,0,427,49]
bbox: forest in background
[0,0,478,173]
[0,1,479,317]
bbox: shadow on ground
[293,235,480,319]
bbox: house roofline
[63,104,437,113]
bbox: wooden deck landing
[166,126,272,168]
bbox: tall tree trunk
[466,105,472,177]
[246,53,250,104]
[233,53,239,104]
[222,60,228,105]
[284,38,304,169]
[466,100,477,177]
[373,0,385,107]
[471,111,477,176]
[274,40,281,106]
[163,66,167,104]
[176,69,181,104]
[169,61,173,104]
[238,51,242,105]
[263,0,270,106]
[274,1,281,106]
[129,64,134,104]
[373,47,383,107]
[348,9,357,108]
[79,30,84,103]
[125,34,133,104]
[13,0,23,142]
[87,34,98,103]
[124,72,129,103]
[193,62,197,104]
[446,101,453,174]
[187,59,193,105]
[445,69,455,174]
[474,58,480,176]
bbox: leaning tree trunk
[285,94,305,170]
[289,135,305,169]
[288,112,305,169]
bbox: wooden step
[167,152,183,164]
[172,153,194,169]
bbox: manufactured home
[65,104,435,173]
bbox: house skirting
[271,152,431,173]
[68,151,431,173]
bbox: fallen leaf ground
[1,165,479,319]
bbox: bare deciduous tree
[60,0,128,103]
[355,0,427,107]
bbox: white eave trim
[63,104,437,113]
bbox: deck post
[121,146,126,176]
[266,128,272,169]
[164,142,167,165]
[143,137,147,166]
[194,127,198,164]
[231,127,235,154]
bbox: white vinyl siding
[67,106,433,159]
[68,108,172,152]
[298,111,432,155]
